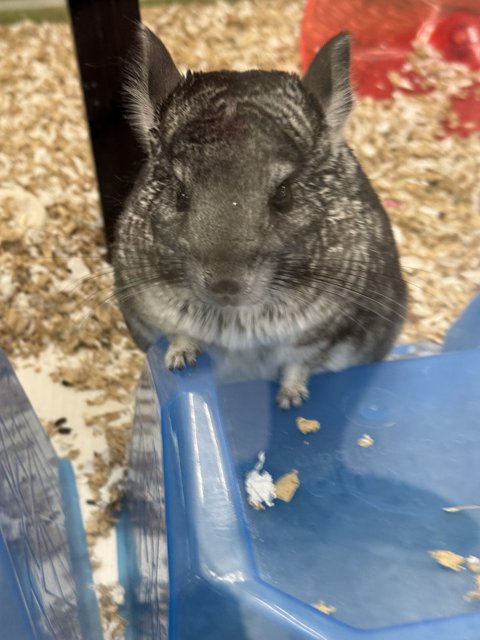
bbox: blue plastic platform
[0,350,102,640]
[119,295,480,640]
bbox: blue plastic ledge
[119,294,480,640]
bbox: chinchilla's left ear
[302,32,353,142]
[125,24,182,151]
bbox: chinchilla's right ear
[302,32,353,146]
[125,24,182,151]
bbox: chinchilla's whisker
[309,276,407,318]
[277,260,411,297]
[273,270,407,318]
[58,249,170,292]
[321,265,424,291]
[57,268,115,296]
[76,273,163,314]
[270,280,400,329]
[272,272,405,324]
[269,284,370,333]
[319,283,404,326]
[280,256,423,291]
[76,279,166,330]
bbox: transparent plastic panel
[0,350,102,640]
[118,365,169,640]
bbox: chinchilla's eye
[271,181,293,213]
[176,186,190,213]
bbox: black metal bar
[67,0,145,258]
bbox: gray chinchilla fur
[112,25,407,408]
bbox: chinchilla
[112,25,407,408]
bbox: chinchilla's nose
[208,279,241,296]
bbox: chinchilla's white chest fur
[137,285,363,379]
[210,337,364,381]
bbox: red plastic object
[300,0,480,135]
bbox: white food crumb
[245,451,276,510]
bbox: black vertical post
[67,0,145,259]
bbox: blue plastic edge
[152,347,480,640]
[117,505,135,640]
[58,459,103,640]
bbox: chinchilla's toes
[276,382,309,410]
[165,338,200,370]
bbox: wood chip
[430,549,466,571]
[466,576,480,601]
[466,556,480,574]
[296,417,321,434]
[443,505,480,513]
[357,434,374,448]
[312,600,337,615]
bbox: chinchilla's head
[116,26,357,309]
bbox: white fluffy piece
[245,452,276,509]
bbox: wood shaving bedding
[1,0,479,634]
[94,584,127,640]
[346,42,480,344]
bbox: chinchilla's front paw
[276,382,309,410]
[165,337,200,370]
[276,363,310,409]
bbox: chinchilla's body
[113,26,407,408]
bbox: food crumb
[245,452,276,510]
[357,434,374,448]
[296,417,320,434]
[275,470,300,502]
[466,556,480,574]
[466,576,480,601]
[312,600,337,615]
[430,549,465,571]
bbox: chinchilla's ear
[125,24,182,150]
[302,32,353,143]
